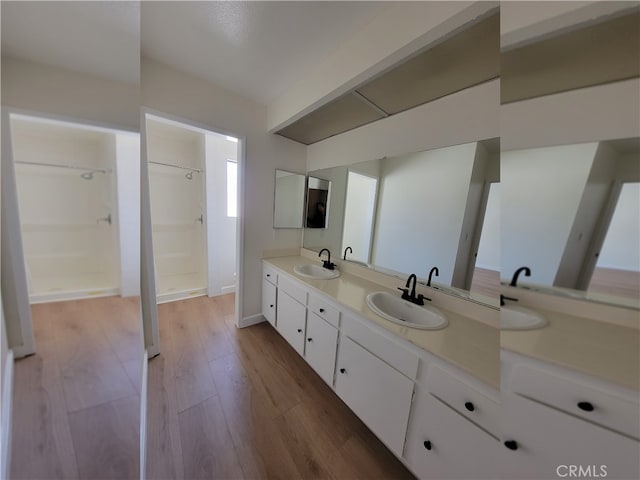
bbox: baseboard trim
[238,314,266,328]
[1,350,14,480]
[30,288,120,304]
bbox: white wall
[1,57,139,132]
[115,133,141,296]
[501,143,598,285]
[273,171,305,228]
[141,58,307,322]
[372,142,477,284]
[598,182,640,271]
[205,133,238,296]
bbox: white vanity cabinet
[276,290,306,356]
[262,264,278,326]
[500,351,640,480]
[334,335,415,457]
[404,386,500,479]
[304,311,338,385]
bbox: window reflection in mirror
[273,169,305,228]
[341,171,378,264]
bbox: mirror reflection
[303,139,499,305]
[305,176,331,228]
[273,169,305,228]
[501,138,639,308]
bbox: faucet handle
[417,293,431,304]
[397,287,410,300]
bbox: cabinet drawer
[405,387,500,479]
[305,313,338,386]
[501,393,639,480]
[263,263,278,285]
[262,279,277,327]
[426,363,500,437]
[307,293,340,328]
[278,274,307,305]
[510,364,639,439]
[341,313,418,379]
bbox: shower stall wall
[12,117,120,303]
[147,119,207,303]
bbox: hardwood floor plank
[10,355,79,480]
[146,355,184,480]
[178,396,244,480]
[68,395,140,480]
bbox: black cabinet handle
[307,338,312,342]
[319,308,325,313]
[339,368,346,374]
[464,401,475,412]
[423,440,432,451]
[504,440,518,450]
[266,274,270,277]
[269,304,274,308]
[577,401,594,412]
[297,328,302,333]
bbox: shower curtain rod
[148,161,201,173]
[15,160,111,174]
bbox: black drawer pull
[307,338,312,342]
[577,401,594,412]
[266,274,270,277]
[423,440,432,451]
[464,401,475,412]
[269,304,274,308]
[297,328,302,333]
[504,440,518,450]
[339,368,346,374]
[319,308,325,313]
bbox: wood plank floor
[146,294,415,480]
[10,296,142,480]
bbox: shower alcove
[11,115,139,303]
[146,115,238,304]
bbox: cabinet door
[276,291,306,356]
[261,279,277,327]
[404,388,500,479]
[304,312,338,386]
[335,335,414,457]
[500,393,639,480]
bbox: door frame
[140,108,245,357]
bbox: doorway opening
[145,114,240,304]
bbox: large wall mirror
[502,137,639,309]
[303,139,500,306]
[273,169,306,228]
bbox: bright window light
[226,135,238,143]
[227,160,238,217]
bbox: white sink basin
[501,305,547,330]
[366,291,448,330]
[293,264,341,280]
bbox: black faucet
[427,267,439,287]
[500,294,518,306]
[510,266,531,287]
[398,274,431,306]
[318,248,335,270]
[343,246,352,260]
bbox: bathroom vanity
[262,253,639,479]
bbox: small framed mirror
[273,169,306,228]
[306,176,331,228]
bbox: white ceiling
[1,1,140,84]
[141,1,387,105]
